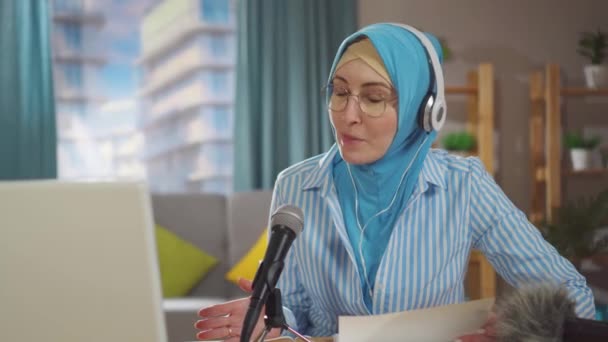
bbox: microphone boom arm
[254,288,313,342]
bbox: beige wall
[358,0,608,212]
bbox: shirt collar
[301,146,447,195]
[419,149,448,190]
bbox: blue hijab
[328,23,444,309]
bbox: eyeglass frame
[324,82,398,118]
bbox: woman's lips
[340,133,364,146]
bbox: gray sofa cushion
[226,190,273,298]
[150,193,229,299]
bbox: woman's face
[329,59,398,165]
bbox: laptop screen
[0,181,167,342]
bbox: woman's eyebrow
[360,82,392,89]
[333,75,392,91]
[332,75,348,84]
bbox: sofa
[150,190,273,342]
[149,190,508,342]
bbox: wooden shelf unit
[446,63,496,176]
[566,168,608,177]
[529,63,608,223]
[448,63,496,300]
[561,88,608,97]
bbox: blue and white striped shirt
[272,145,595,337]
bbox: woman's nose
[342,95,363,124]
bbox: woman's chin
[339,147,379,165]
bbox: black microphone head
[271,205,304,235]
[240,205,303,342]
[495,284,576,342]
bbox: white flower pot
[448,150,471,158]
[570,148,593,171]
[584,65,607,88]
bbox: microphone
[495,284,608,341]
[240,204,304,342]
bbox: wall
[358,0,608,212]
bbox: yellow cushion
[155,224,218,297]
[225,229,268,284]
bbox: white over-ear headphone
[390,23,447,133]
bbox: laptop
[0,180,168,342]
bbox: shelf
[529,64,608,223]
[530,167,608,180]
[561,87,608,97]
[535,167,546,182]
[565,168,608,177]
[528,212,544,223]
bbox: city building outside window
[50,0,236,194]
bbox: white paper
[337,298,494,342]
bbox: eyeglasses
[325,83,396,118]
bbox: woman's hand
[195,278,282,341]
[454,311,497,342]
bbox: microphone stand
[254,288,313,342]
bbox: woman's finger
[198,298,247,318]
[483,311,497,327]
[198,304,230,318]
[238,277,254,293]
[454,329,492,342]
[455,332,492,342]
[481,311,498,336]
[195,315,232,331]
[196,326,235,341]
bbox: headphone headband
[389,23,447,132]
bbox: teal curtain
[0,0,57,179]
[234,0,357,191]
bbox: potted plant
[442,131,476,156]
[539,189,608,270]
[439,37,452,61]
[578,29,607,88]
[564,132,601,171]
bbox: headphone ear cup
[419,93,435,133]
[430,98,446,131]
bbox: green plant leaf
[540,189,608,260]
[442,131,476,151]
[563,132,601,149]
[578,29,607,64]
[439,37,452,61]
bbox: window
[200,0,229,23]
[211,106,230,136]
[63,63,83,88]
[209,35,227,58]
[209,71,228,94]
[52,0,237,194]
[53,0,83,13]
[62,23,82,51]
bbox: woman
[195,23,595,341]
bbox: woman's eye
[333,87,349,96]
[364,93,387,103]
